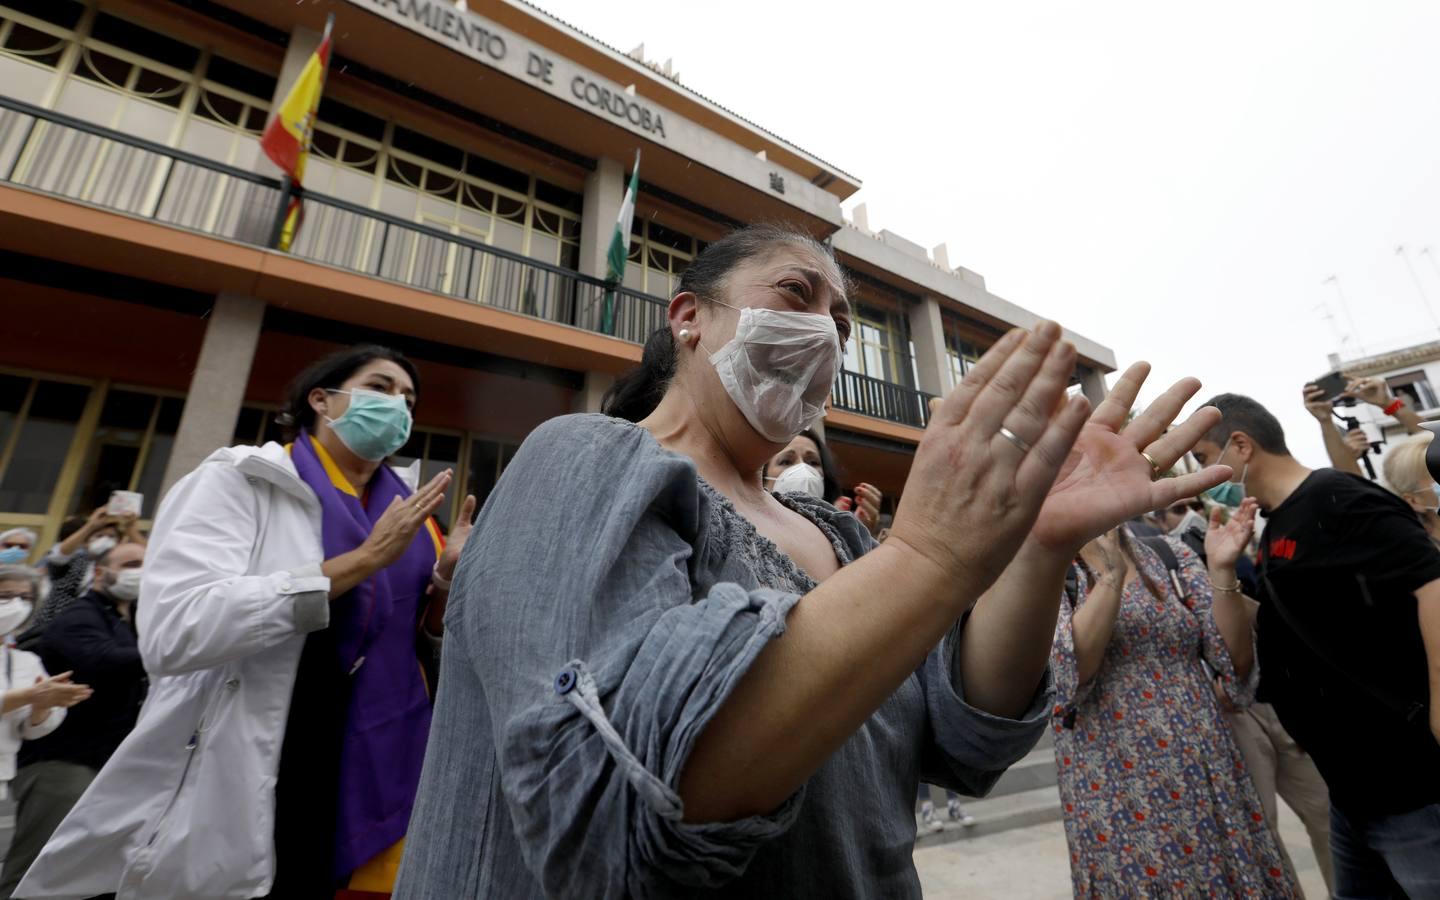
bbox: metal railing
[0,94,932,428]
[832,368,936,428]
[0,94,667,344]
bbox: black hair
[601,224,839,422]
[1199,393,1290,455]
[277,345,421,441]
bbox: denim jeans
[1331,801,1440,899]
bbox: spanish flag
[260,15,332,251]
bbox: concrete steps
[915,729,1063,849]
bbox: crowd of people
[0,224,1434,898]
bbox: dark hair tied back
[601,223,836,422]
[277,344,419,441]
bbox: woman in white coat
[0,565,90,798]
[19,346,476,900]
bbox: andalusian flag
[260,15,333,251]
[601,150,640,335]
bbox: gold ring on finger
[999,426,1032,454]
[1141,451,1162,481]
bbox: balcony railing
[0,95,666,344]
[0,94,935,430]
[832,368,936,428]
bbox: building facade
[1327,342,1440,485]
[0,0,1116,548]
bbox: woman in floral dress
[1052,500,1300,898]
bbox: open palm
[1029,363,1232,554]
[1204,497,1258,570]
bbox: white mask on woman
[0,598,32,636]
[772,462,825,499]
[705,306,840,442]
[87,535,117,557]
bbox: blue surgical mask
[1203,437,1247,508]
[324,389,413,461]
[0,547,27,565]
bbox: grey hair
[0,527,37,546]
[0,564,41,596]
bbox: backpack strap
[1136,535,1188,602]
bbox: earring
[678,328,693,344]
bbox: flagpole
[267,13,333,250]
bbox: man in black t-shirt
[1191,394,1440,898]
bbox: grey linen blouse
[395,414,1052,899]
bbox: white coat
[0,646,65,787]
[16,442,416,900]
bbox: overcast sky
[536,0,1440,468]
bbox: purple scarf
[291,433,437,879]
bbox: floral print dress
[1051,537,1300,898]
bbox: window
[842,305,915,388]
[1386,371,1439,412]
[945,332,984,384]
[69,389,183,519]
[307,106,583,283]
[0,378,89,515]
[393,427,465,529]
[466,436,519,516]
[624,216,701,298]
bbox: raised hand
[28,672,92,713]
[1026,363,1232,556]
[851,483,883,534]
[361,469,453,569]
[1205,497,1257,572]
[435,493,478,583]
[1343,375,1392,408]
[1302,384,1333,422]
[888,322,1092,591]
[1342,428,1370,460]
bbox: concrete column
[1080,368,1108,407]
[270,27,324,121]
[579,157,626,280]
[574,157,626,333]
[161,293,266,495]
[907,296,952,397]
[571,371,615,414]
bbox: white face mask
[1169,509,1207,537]
[0,598,31,636]
[772,462,825,499]
[107,567,142,602]
[704,306,840,442]
[87,535,117,557]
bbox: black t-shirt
[1257,468,1440,815]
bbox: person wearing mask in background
[19,345,477,900]
[1155,497,1207,557]
[0,565,91,880]
[1192,394,1440,897]
[0,542,147,898]
[1381,433,1440,547]
[0,530,36,566]
[395,224,1231,898]
[26,508,145,646]
[763,430,884,534]
[1199,415,1336,894]
[1051,503,1299,897]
